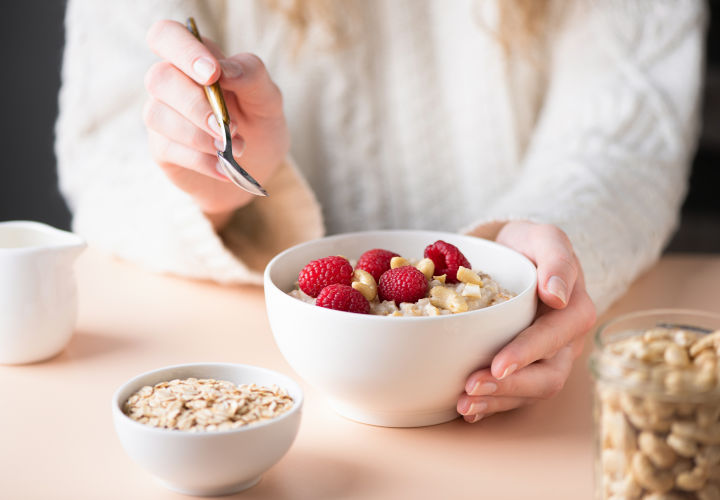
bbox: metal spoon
[186,17,268,197]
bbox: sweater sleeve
[464,0,706,313]
[56,0,323,284]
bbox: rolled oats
[123,378,294,432]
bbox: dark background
[1,2,718,250]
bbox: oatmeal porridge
[288,240,516,316]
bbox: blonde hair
[266,0,551,58]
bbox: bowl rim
[263,229,537,322]
[111,362,304,437]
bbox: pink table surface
[1,250,719,500]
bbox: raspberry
[423,240,471,283]
[355,248,400,282]
[298,256,353,298]
[315,284,370,314]
[377,266,428,304]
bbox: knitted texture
[57,0,705,312]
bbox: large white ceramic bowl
[264,230,537,427]
[112,363,303,496]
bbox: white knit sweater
[56,0,705,313]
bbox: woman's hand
[457,221,597,423]
[143,20,289,229]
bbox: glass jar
[590,309,720,500]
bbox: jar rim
[590,308,720,399]
[593,308,720,351]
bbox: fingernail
[547,275,568,305]
[498,363,518,380]
[468,401,487,414]
[193,57,216,82]
[208,115,222,137]
[220,59,243,79]
[470,382,497,396]
[466,414,483,424]
[213,138,224,151]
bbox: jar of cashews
[590,310,720,500]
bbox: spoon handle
[185,17,229,126]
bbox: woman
[56,0,705,423]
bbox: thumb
[497,222,579,309]
[217,53,283,118]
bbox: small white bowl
[112,363,303,496]
[264,230,537,427]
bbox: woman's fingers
[490,284,596,380]
[145,62,236,139]
[456,221,597,422]
[217,53,284,118]
[464,346,575,399]
[143,99,216,155]
[143,99,246,158]
[147,130,227,182]
[458,347,575,423]
[146,20,221,85]
[497,222,579,309]
[457,396,535,422]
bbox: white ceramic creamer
[0,221,86,364]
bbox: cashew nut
[390,256,409,269]
[606,475,642,499]
[351,269,377,301]
[602,448,628,479]
[672,421,720,445]
[602,410,636,452]
[694,350,718,368]
[429,286,468,313]
[631,452,674,493]
[676,466,708,491]
[620,393,644,415]
[639,340,673,363]
[667,432,699,458]
[415,258,435,280]
[690,330,720,357]
[664,370,687,395]
[456,266,483,286]
[665,343,690,367]
[639,431,677,469]
[694,366,717,392]
[673,329,700,347]
[644,397,676,420]
[626,408,672,433]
